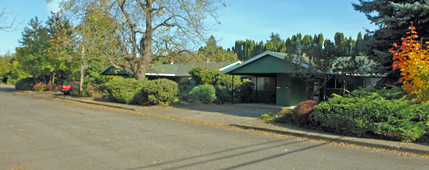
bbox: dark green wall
[230,55,295,74]
[276,74,309,106]
[290,78,309,106]
[276,74,291,106]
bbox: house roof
[99,66,132,76]
[99,61,242,77]
[223,51,315,75]
[223,51,384,77]
[147,61,241,77]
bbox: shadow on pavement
[174,104,282,118]
[0,84,16,92]
[128,139,325,170]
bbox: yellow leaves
[391,26,429,102]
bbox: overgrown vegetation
[312,87,429,142]
[187,67,243,104]
[275,87,429,143]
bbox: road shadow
[128,139,326,169]
[173,103,282,118]
[0,84,16,92]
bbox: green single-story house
[223,51,384,106]
[99,61,242,83]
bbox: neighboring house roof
[99,66,132,76]
[99,61,242,77]
[223,51,385,77]
[147,61,242,77]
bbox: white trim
[223,51,311,74]
[223,51,276,74]
[219,61,242,71]
[145,73,176,76]
[145,73,190,77]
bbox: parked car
[58,82,79,95]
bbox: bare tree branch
[0,8,17,31]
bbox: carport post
[231,75,234,104]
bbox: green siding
[230,55,294,74]
[275,74,310,106]
[276,74,291,106]
[290,78,309,106]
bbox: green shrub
[238,80,254,102]
[183,93,199,104]
[190,84,216,104]
[133,78,178,106]
[275,109,292,123]
[348,86,406,100]
[260,113,273,121]
[214,85,229,104]
[71,83,80,96]
[312,90,429,142]
[104,77,147,104]
[83,82,105,98]
[15,77,35,90]
[291,100,318,126]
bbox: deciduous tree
[390,26,429,102]
[56,0,224,79]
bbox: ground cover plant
[274,86,429,143]
[311,87,429,142]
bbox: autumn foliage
[390,26,429,102]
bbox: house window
[253,77,275,91]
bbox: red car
[58,82,79,95]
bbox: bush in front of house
[311,87,429,142]
[347,86,406,100]
[237,80,254,102]
[104,77,147,104]
[214,85,229,104]
[82,71,107,98]
[190,84,216,104]
[132,78,178,106]
[15,77,35,90]
[291,100,318,127]
[83,82,105,98]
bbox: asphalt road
[0,86,428,169]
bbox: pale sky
[0,0,377,55]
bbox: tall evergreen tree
[353,0,429,82]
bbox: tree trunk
[133,0,154,80]
[310,75,333,100]
[79,43,84,97]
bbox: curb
[230,124,429,155]
[57,97,136,111]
